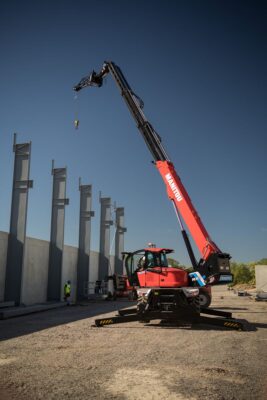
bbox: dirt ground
[0,286,266,400]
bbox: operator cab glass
[124,249,173,286]
[146,251,168,268]
[146,252,154,267]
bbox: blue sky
[0,0,266,265]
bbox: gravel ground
[0,286,266,400]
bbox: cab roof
[144,248,173,254]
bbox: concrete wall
[0,231,8,302]
[0,231,102,305]
[110,255,115,276]
[89,251,99,284]
[255,265,267,292]
[21,237,50,305]
[61,244,78,302]
[89,253,115,283]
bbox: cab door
[144,252,160,287]
[144,269,160,287]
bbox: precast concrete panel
[89,251,99,283]
[98,197,113,280]
[110,255,115,275]
[77,183,94,299]
[115,207,127,275]
[47,166,69,301]
[255,265,267,292]
[62,245,78,302]
[21,237,50,305]
[0,232,8,302]
[4,138,33,304]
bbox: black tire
[128,289,137,301]
[199,292,211,308]
[137,298,146,313]
[188,295,200,313]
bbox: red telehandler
[74,62,244,330]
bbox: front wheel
[199,292,211,308]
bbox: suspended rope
[74,92,79,129]
[108,224,117,275]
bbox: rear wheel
[199,292,211,308]
[128,289,137,301]
[137,297,146,313]
[188,295,200,313]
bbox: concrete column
[5,134,33,304]
[115,207,127,275]
[98,197,113,280]
[77,181,94,300]
[47,162,69,301]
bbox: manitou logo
[165,173,183,202]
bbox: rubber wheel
[128,289,137,301]
[188,295,200,313]
[199,292,211,308]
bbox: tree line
[167,257,267,285]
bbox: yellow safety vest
[64,284,71,295]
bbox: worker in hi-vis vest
[64,280,71,305]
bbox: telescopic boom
[74,61,231,283]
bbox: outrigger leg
[94,307,245,331]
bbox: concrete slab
[255,265,267,291]
[0,302,66,320]
[0,301,15,309]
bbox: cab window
[145,251,168,267]
[160,252,168,267]
[146,252,154,267]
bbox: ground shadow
[212,306,248,310]
[141,318,257,331]
[0,300,132,342]
[212,306,267,314]
[1,301,266,340]
[251,322,267,329]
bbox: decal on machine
[165,173,183,202]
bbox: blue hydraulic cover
[189,271,206,287]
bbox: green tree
[256,258,267,265]
[230,261,255,285]
[167,257,180,267]
[167,258,191,271]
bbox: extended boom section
[157,160,220,259]
[74,61,231,284]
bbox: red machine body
[137,268,188,288]
[136,247,188,288]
